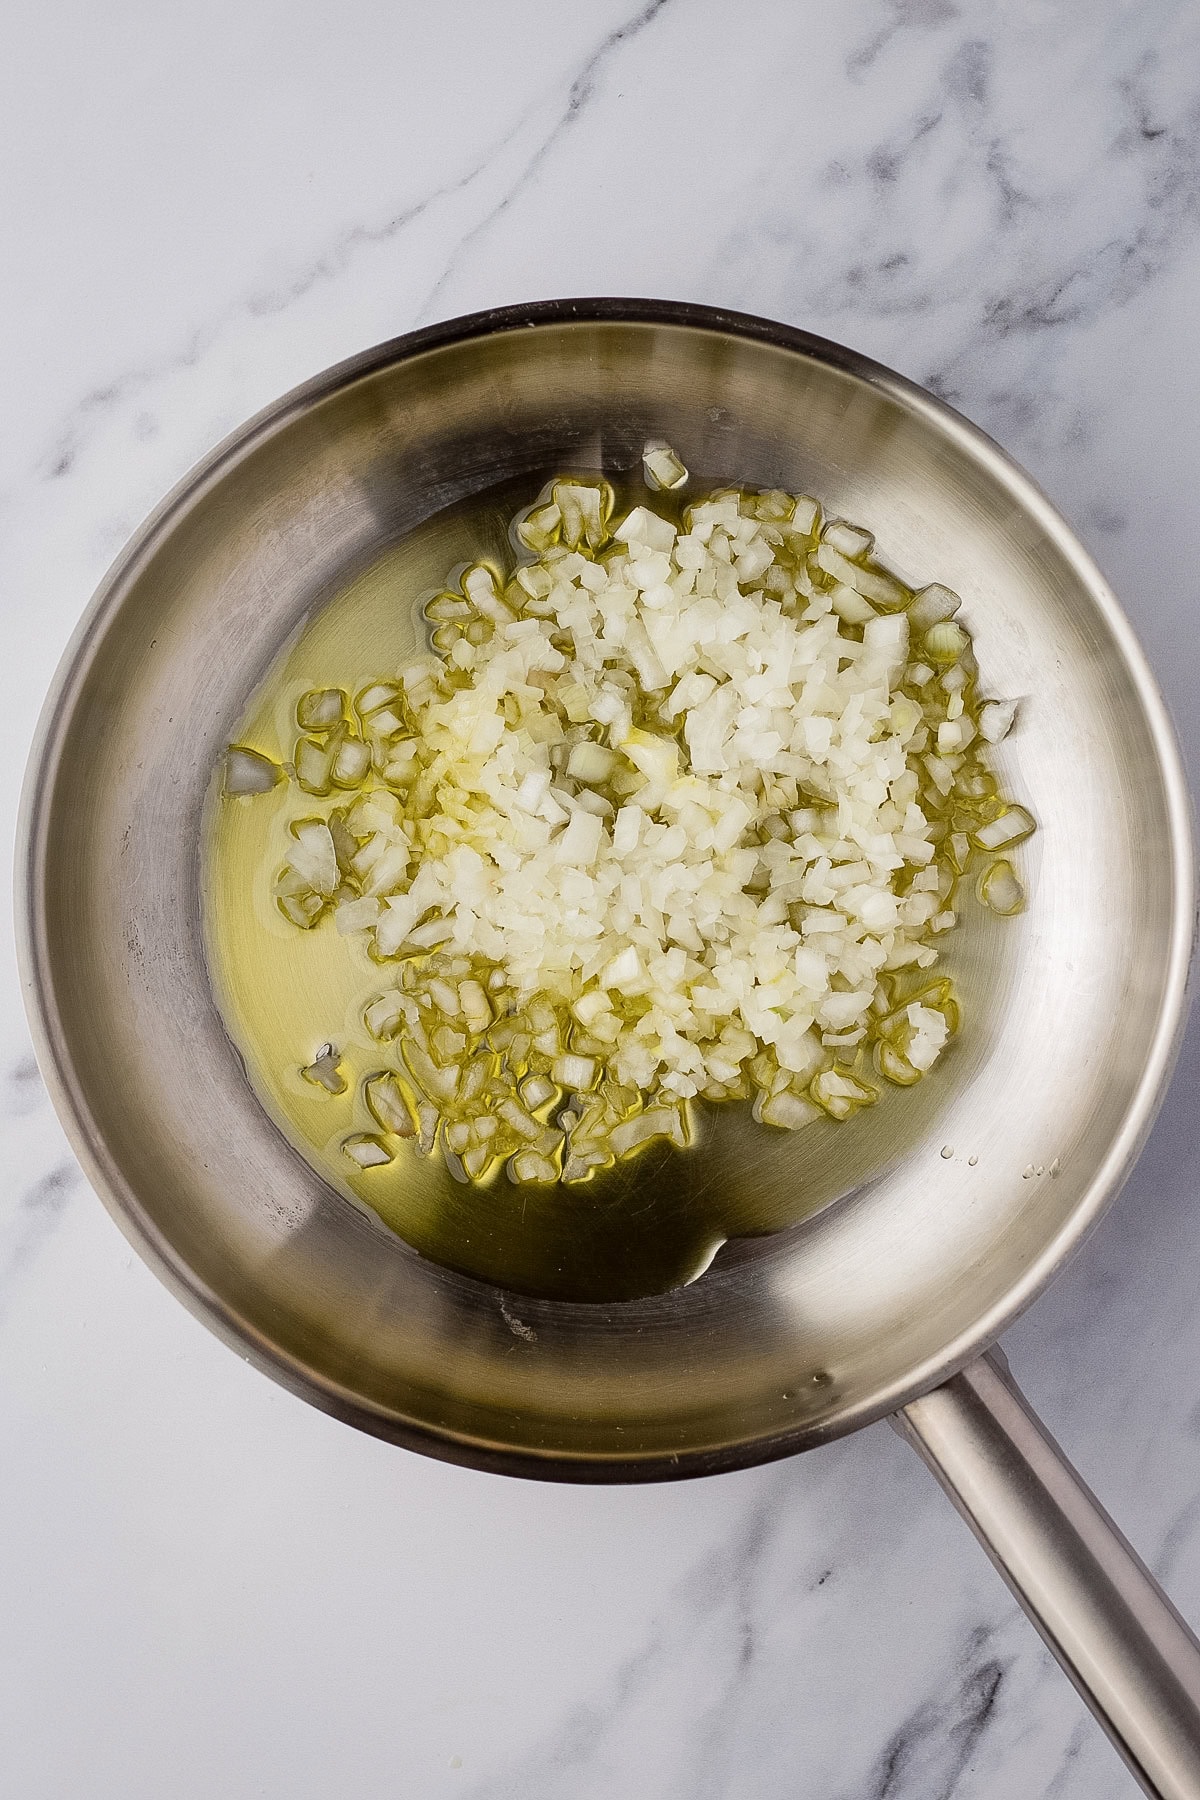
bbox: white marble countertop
[3,3,1199,1795]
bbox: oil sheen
[203,483,949,1303]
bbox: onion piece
[905,1003,949,1071]
[415,1102,440,1155]
[566,741,616,783]
[978,699,1018,743]
[572,990,612,1027]
[552,479,612,551]
[296,688,346,731]
[862,612,909,684]
[365,1072,417,1137]
[875,1040,921,1086]
[402,1039,459,1106]
[425,595,471,624]
[355,681,400,718]
[342,1133,393,1169]
[810,1069,877,1120]
[642,442,688,491]
[428,977,461,1016]
[364,991,407,1041]
[600,946,642,992]
[287,821,339,895]
[431,1024,467,1061]
[224,745,281,795]
[367,708,406,740]
[974,806,1035,851]
[609,1105,687,1157]
[907,585,961,632]
[814,542,906,609]
[459,1143,491,1179]
[754,1088,822,1130]
[519,1074,557,1110]
[276,888,325,929]
[516,503,562,553]
[923,620,969,662]
[830,583,875,625]
[332,735,372,787]
[335,896,382,936]
[786,494,819,537]
[552,1054,597,1092]
[301,1043,346,1094]
[822,520,873,557]
[978,858,1025,915]
[458,980,492,1030]
[509,1150,559,1184]
[408,918,456,950]
[463,564,516,623]
[294,736,336,795]
[497,1099,543,1141]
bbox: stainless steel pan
[17,301,1199,1795]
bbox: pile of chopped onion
[225,454,1033,1186]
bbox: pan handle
[897,1348,1200,1799]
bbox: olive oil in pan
[203,479,957,1304]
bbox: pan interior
[23,307,1190,1474]
[202,470,996,1305]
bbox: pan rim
[15,296,1196,1481]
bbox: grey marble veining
[2,2,1199,1796]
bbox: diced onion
[497,1099,543,1141]
[923,620,969,662]
[364,991,407,1040]
[225,745,280,795]
[609,1106,687,1157]
[286,821,338,895]
[551,1054,597,1092]
[301,1043,346,1094]
[519,1074,556,1110]
[830,583,875,625]
[342,1133,393,1169]
[553,479,611,550]
[333,735,372,787]
[566,741,617,783]
[365,1073,416,1137]
[336,896,382,935]
[510,1150,559,1184]
[907,585,961,632]
[905,1004,949,1071]
[810,1069,877,1120]
[822,520,873,558]
[516,503,562,553]
[642,442,688,491]
[978,858,1025,915]
[754,1089,822,1130]
[415,1102,439,1154]
[356,682,400,716]
[974,806,1035,851]
[978,699,1017,743]
[238,472,1034,1187]
[294,737,335,794]
[297,688,346,731]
